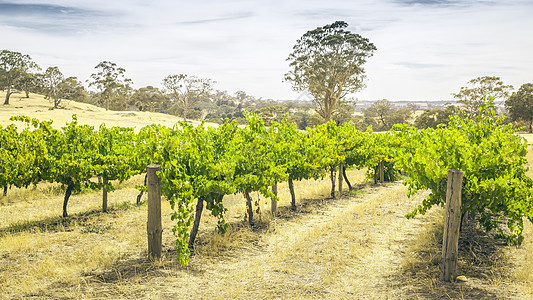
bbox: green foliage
[505,83,533,132]
[89,61,132,111]
[415,106,456,129]
[162,74,215,121]
[158,121,239,265]
[95,124,139,191]
[130,86,170,112]
[285,21,376,121]
[362,99,413,131]
[395,103,533,243]
[0,49,39,105]
[453,76,513,118]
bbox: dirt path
[71,182,437,299]
[29,180,529,299]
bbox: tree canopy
[453,76,513,118]
[162,74,215,121]
[0,50,39,105]
[284,21,376,122]
[89,61,132,111]
[505,83,533,132]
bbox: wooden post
[338,164,343,195]
[271,184,278,216]
[102,175,108,213]
[147,164,162,260]
[379,161,385,183]
[441,169,463,282]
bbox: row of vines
[1,104,533,266]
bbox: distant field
[0,92,211,130]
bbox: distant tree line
[1,47,532,132]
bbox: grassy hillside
[0,91,213,130]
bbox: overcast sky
[1,0,532,101]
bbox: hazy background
[1,0,532,101]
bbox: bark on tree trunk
[188,196,204,250]
[288,176,296,210]
[330,167,336,198]
[244,191,254,227]
[183,105,188,122]
[63,181,74,218]
[4,86,11,105]
[342,166,352,190]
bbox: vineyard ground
[1,94,533,299]
[1,167,532,299]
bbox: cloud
[391,0,485,7]
[176,12,254,25]
[0,1,113,34]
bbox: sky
[1,0,532,102]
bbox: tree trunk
[271,184,278,216]
[183,106,188,122]
[3,186,7,197]
[342,166,352,190]
[379,161,385,183]
[102,175,108,213]
[244,191,253,227]
[4,86,11,105]
[188,196,204,250]
[529,117,532,133]
[338,164,343,195]
[288,176,296,210]
[136,173,147,205]
[63,180,74,218]
[330,167,336,198]
[460,211,468,232]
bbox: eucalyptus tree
[505,83,533,132]
[284,21,376,122]
[40,66,65,108]
[89,61,132,111]
[162,74,215,121]
[453,76,513,118]
[0,50,39,105]
[131,86,170,112]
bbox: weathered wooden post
[271,184,278,216]
[102,175,108,213]
[147,164,162,260]
[338,164,343,195]
[441,169,463,282]
[379,161,385,184]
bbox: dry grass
[510,145,533,297]
[0,91,211,131]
